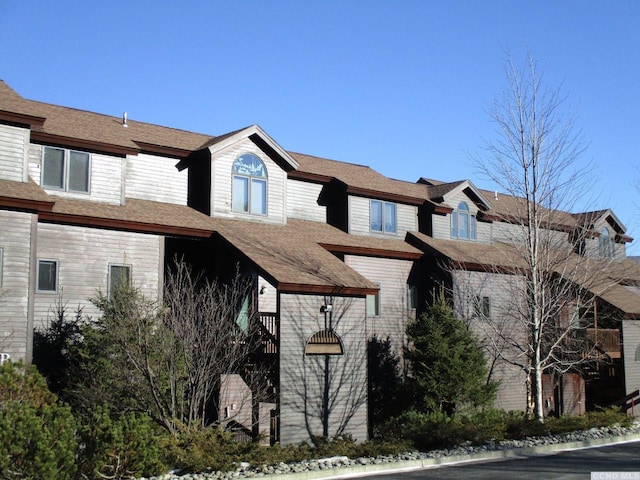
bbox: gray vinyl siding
[220,374,253,431]
[210,140,286,224]
[0,210,35,362]
[125,153,188,205]
[493,362,528,412]
[451,269,528,412]
[348,195,417,238]
[623,320,640,410]
[345,255,413,356]
[0,124,28,182]
[33,224,162,329]
[491,220,521,244]
[286,179,326,222]
[257,276,277,313]
[279,293,367,444]
[432,212,452,240]
[27,143,124,204]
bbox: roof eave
[319,243,422,260]
[346,185,426,206]
[0,195,55,212]
[133,141,193,159]
[0,110,46,127]
[277,283,377,296]
[38,211,213,238]
[31,131,138,157]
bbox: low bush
[78,405,166,479]
[378,409,511,451]
[162,425,250,473]
[380,406,632,452]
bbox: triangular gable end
[204,124,299,173]
[603,209,627,235]
[441,180,492,212]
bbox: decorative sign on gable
[305,329,344,355]
[232,153,267,177]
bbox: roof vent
[122,112,128,128]
[494,191,498,200]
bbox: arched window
[232,153,267,215]
[599,228,615,258]
[451,202,476,240]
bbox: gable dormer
[573,209,632,258]
[420,178,492,242]
[180,125,298,224]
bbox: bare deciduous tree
[470,53,615,421]
[87,258,270,435]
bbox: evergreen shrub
[78,405,166,479]
[0,362,78,480]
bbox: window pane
[384,202,397,233]
[459,212,469,239]
[233,154,266,177]
[68,151,90,192]
[42,147,65,188]
[451,211,457,238]
[109,265,130,296]
[37,260,57,292]
[250,178,267,215]
[232,176,249,212]
[370,200,382,231]
[482,297,491,317]
[236,295,250,333]
[407,285,417,310]
[366,293,379,316]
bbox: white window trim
[36,258,58,293]
[0,247,4,288]
[41,146,91,194]
[231,153,268,216]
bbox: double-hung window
[451,202,476,240]
[109,264,131,297]
[370,200,397,234]
[42,146,90,193]
[599,228,615,258]
[232,153,267,215]
[37,259,58,293]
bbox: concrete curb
[258,433,640,479]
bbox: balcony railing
[586,328,621,359]
[258,312,279,355]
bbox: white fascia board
[444,180,492,211]
[207,124,299,170]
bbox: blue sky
[1,1,639,251]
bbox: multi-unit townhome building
[1,80,640,445]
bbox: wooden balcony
[587,328,621,359]
[258,312,279,355]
